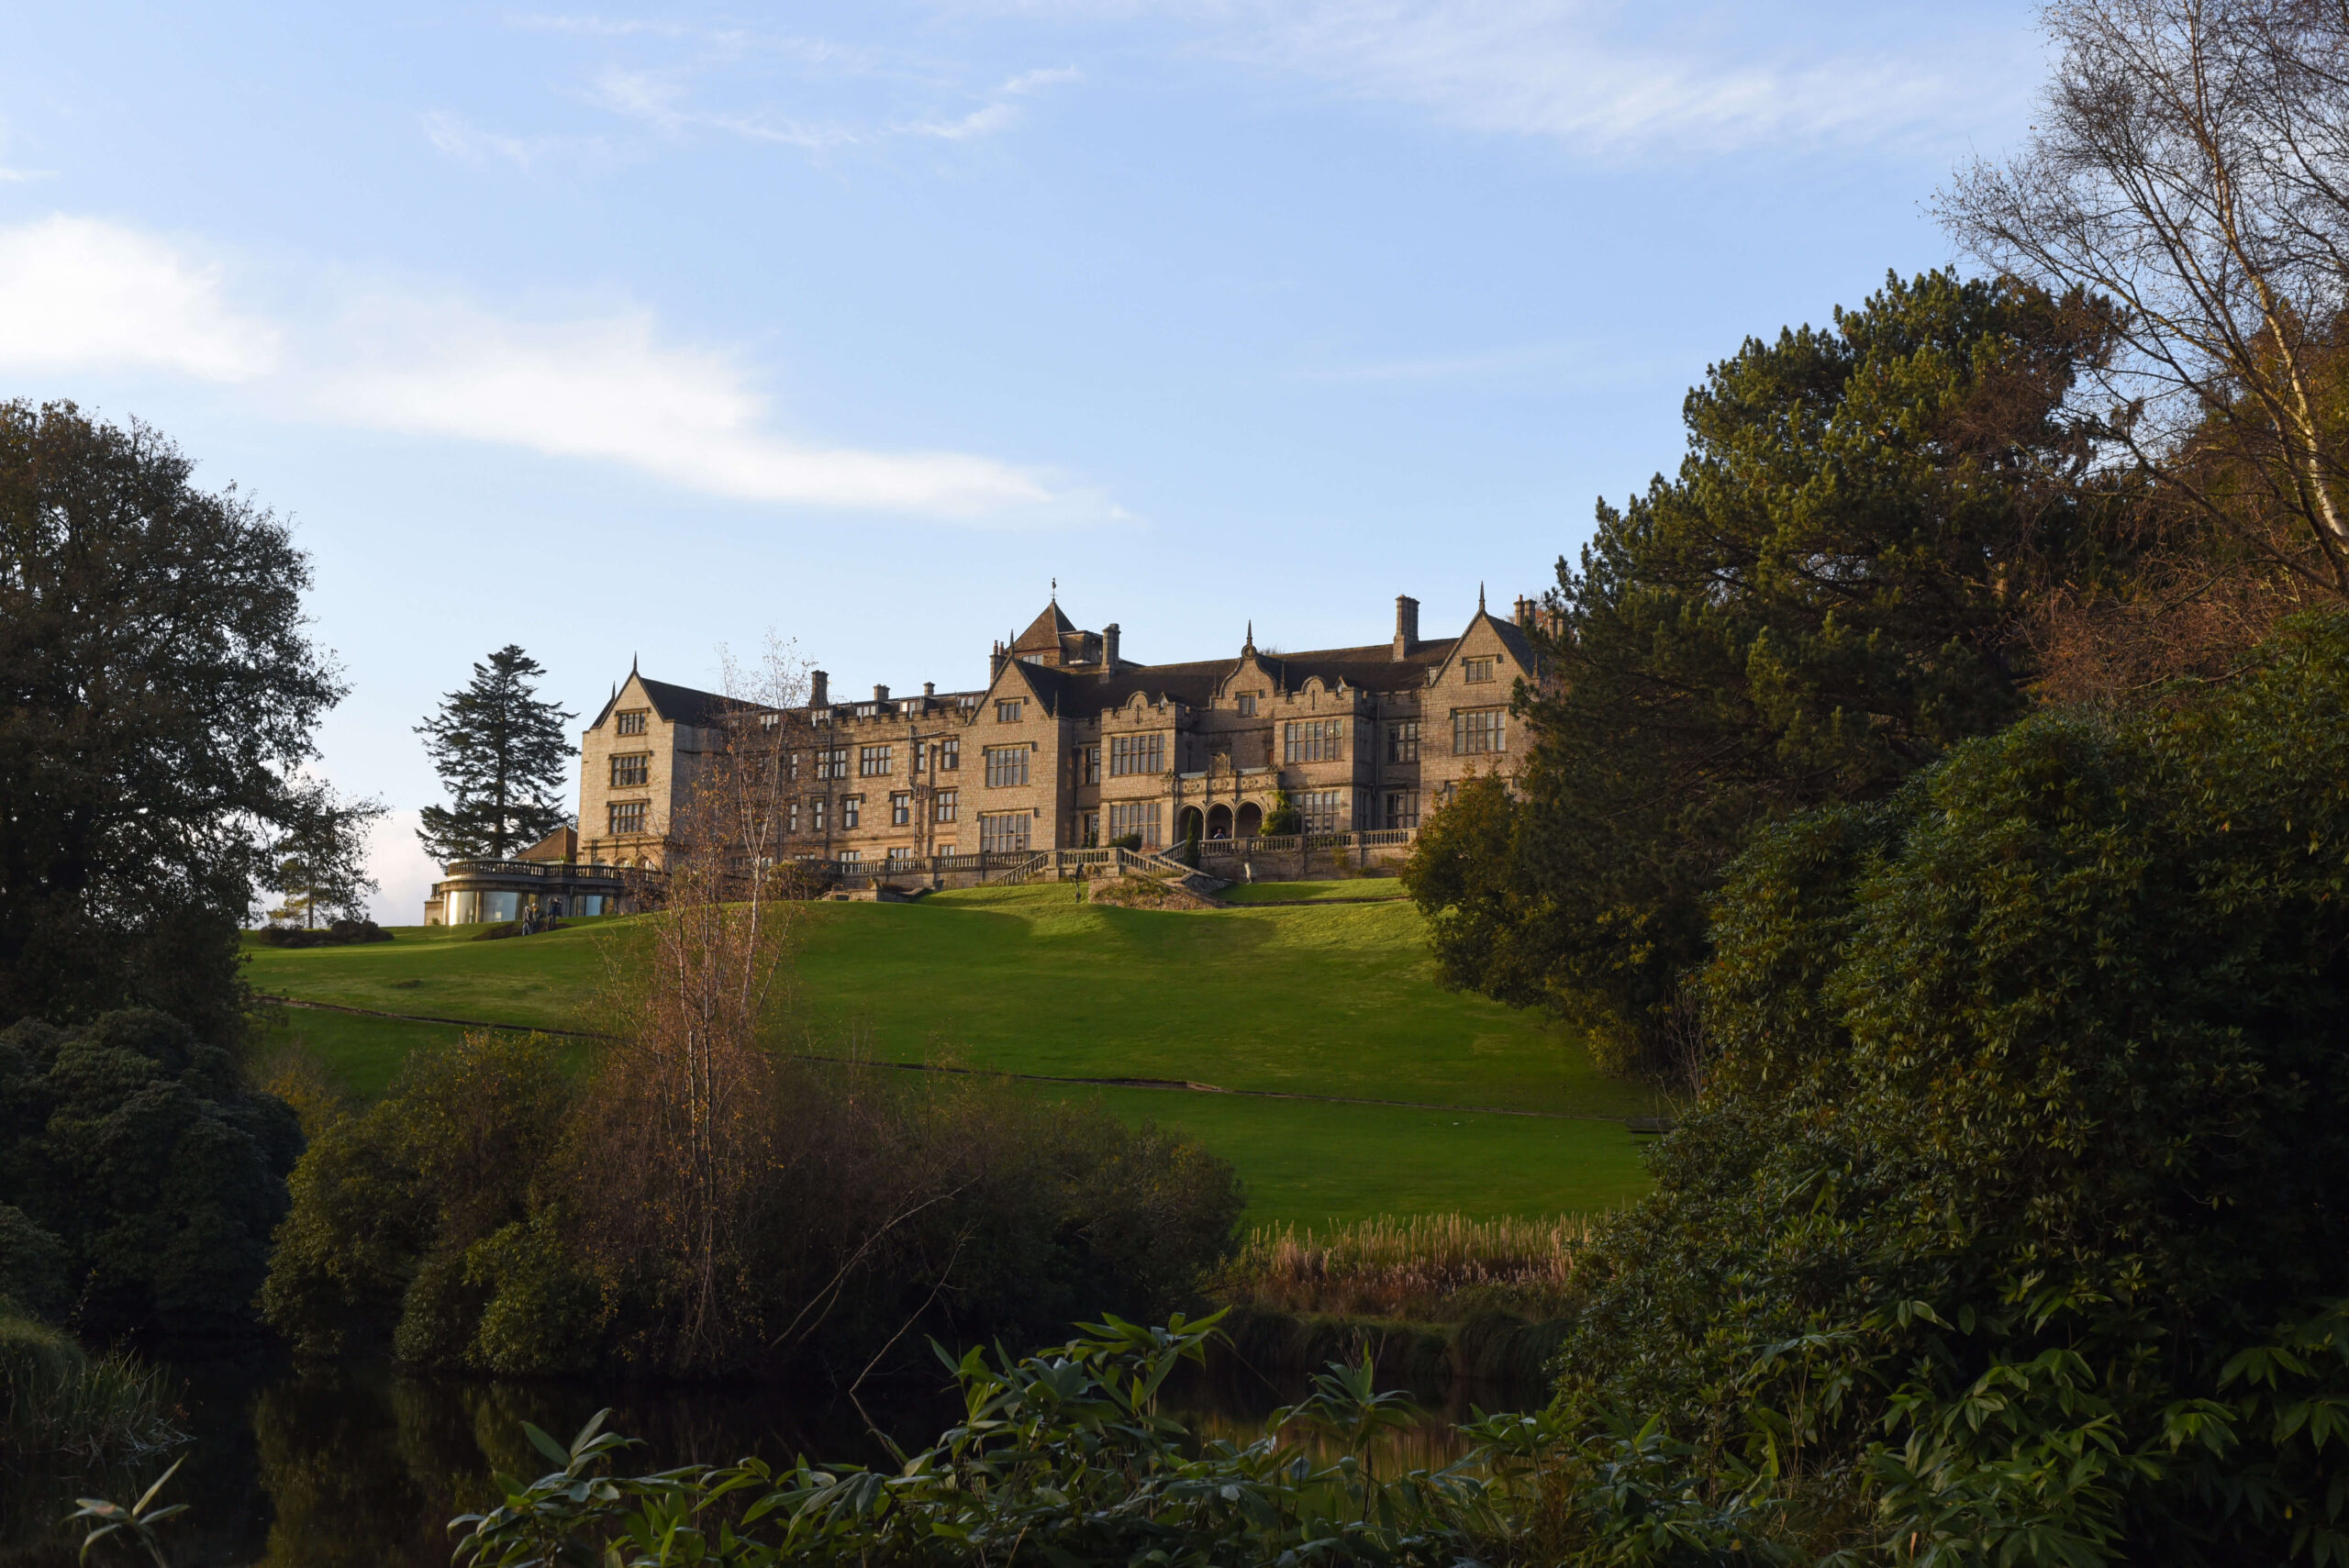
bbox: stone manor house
[426,591,1539,920]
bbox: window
[1083,745,1101,784]
[785,751,802,781]
[886,845,917,866]
[841,795,862,828]
[985,746,1030,787]
[815,747,850,780]
[1237,692,1259,717]
[890,792,911,826]
[786,800,800,834]
[608,801,647,835]
[838,849,861,864]
[610,753,651,787]
[1453,708,1506,754]
[1284,718,1346,763]
[616,709,647,737]
[1386,721,1420,763]
[1108,801,1162,849]
[1464,657,1496,684]
[939,737,960,771]
[811,797,828,832]
[1082,811,1099,847]
[1297,790,1344,833]
[996,699,1025,723]
[1108,732,1164,776]
[1385,790,1420,830]
[934,789,959,823]
[979,811,1031,853]
[859,745,893,776]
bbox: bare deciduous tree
[578,637,817,1371]
[1942,0,2349,606]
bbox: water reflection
[5,1351,1539,1567]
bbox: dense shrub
[1539,614,2349,1562]
[0,1009,302,1338]
[255,918,391,949]
[262,1031,1245,1378]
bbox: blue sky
[0,1,2044,917]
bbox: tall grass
[1214,1213,1590,1322]
[0,1315,185,1462]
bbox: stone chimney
[1393,595,1419,662]
[873,684,890,703]
[1103,622,1121,669]
[990,639,1006,681]
[1514,595,1533,629]
[923,681,936,698]
[809,669,829,708]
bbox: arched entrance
[1207,804,1233,840]
[1176,806,1205,843]
[1236,801,1264,838]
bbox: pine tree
[268,781,387,926]
[416,646,577,863]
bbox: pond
[4,1351,1541,1566]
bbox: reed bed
[0,1315,185,1462]
[1215,1212,1591,1322]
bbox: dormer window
[616,709,648,736]
[1237,692,1259,717]
[1464,657,1496,684]
[996,699,1025,723]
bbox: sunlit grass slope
[245,886,1659,1224]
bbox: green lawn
[1214,878,1408,904]
[246,886,1660,1222]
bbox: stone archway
[1207,804,1233,840]
[1236,801,1264,838]
[1177,806,1205,843]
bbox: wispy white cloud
[962,0,2017,158]
[316,297,1083,518]
[0,166,55,183]
[573,58,1080,150]
[421,110,623,171]
[0,215,1110,526]
[0,216,281,381]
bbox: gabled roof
[1012,601,1075,653]
[1009,636,1463,718]
[588,673,739,731]
[636,676,739,728]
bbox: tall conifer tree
[416,647,576,863]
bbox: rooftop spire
[1478,582,1486,613]
[1244,619,1254,652]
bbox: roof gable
[1013,600,1075,652]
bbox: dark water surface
[5,1351,1535,1567]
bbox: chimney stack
[1393,595,1420,662]
[1514,595,1533,629]
[923,681,936,698]
[1103,622,1121,669]
[809,670,829,708]
[873,684,889,703]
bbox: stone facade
[567,592,1542,881]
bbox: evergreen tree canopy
[415,646,576,864]
[0,401,343,1040]
[0,1009,302,1337]
[1541,613,2349,1562]
[1408,271,2132,1074]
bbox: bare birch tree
[1941,0,2349,606]
[579,636,818,1371]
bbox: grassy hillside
[246,886,1661,1225]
